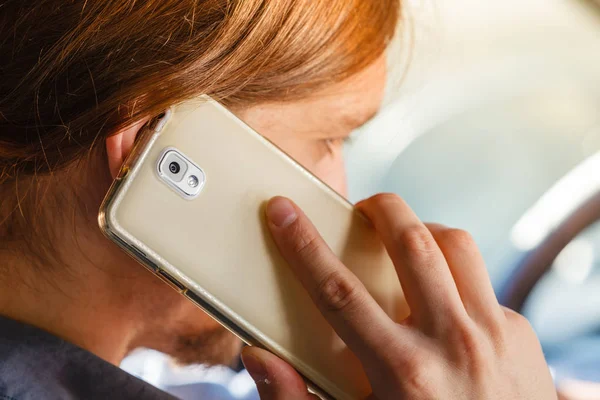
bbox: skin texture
[0,56,386,366]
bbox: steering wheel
[498,190,600,311]
[498,190,600,398]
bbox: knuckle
[404,368,431,395]
[448,320,498,381]
[440,228,476,250]
[397,225,438,257]
[376,346,438,396]
[450,318,490,364]
[289,223,321,258]
[386,349,421,375]
[371,192,403,206]
[315,271,362,313]
[397,355,436,396]
[504,308,534,333]
[366,193,407,212]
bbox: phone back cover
[101,99,408,399]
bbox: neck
[0,249,144,365]
[0,164,147,365]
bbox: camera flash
[187,175,199,188]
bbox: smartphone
[98,97,407,400]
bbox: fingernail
[266,197,297,228]
[242,352,269,384]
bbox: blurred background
[346,0,600,398]
[123,1,600,398]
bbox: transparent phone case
[99,98,408,400]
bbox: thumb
[241,347,319,400]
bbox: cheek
[306,148,348,198]
[231,109,349,197]
[277,140,348,197]
[269,136,348,197]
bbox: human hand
[241,194,557,400]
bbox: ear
[106,119,149,179]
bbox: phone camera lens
[169,162,181,174]
[188,175,199,188]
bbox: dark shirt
[0,315,176,400]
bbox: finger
[426,223,505,327]
[265,196,411,363]
[242,347,319,400]
[356,194,467,333]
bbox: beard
[138,314,244,367]
[128,272,244,367]
[170,326,243,367]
